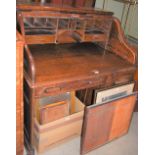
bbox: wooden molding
[107,17,137,65]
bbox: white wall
[126,4,138,39]
[95,0,138,39]
[95,0,105,9]
[104,0,124,20]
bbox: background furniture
[16,31,24,155]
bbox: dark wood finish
[51,0,63,5]
[17,0,96,8]
[107,17,136,64]
[24,131,35,155]
[76,88,95,106]
[17,6,137,154]
[16,31,24,155]
[24,42,136,149]
[53,0,95,7]
[134,68,138,111]
[25,43,136,97]
[17,11,113,45]
[84,0,96,7]
[16,3,113,15]
[17,11,136,65]
[24,78,36,147]
[134,69,138,92]
[81,93,137,155]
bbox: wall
[95,0,138,39]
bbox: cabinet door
[81,93,137,154]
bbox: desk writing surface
[28,42,135,85]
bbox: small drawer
[114,72,133,85]
[34,97,85,153]
[25,35,55,44]
[36,78,103,97]
[35,86,61,97]
[61,78,103,91]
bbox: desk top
[27,43,135,87]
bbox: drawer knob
[92,70,99,74]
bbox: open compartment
[57,18,85,43]
[22,16,57,44]
[36,92,71,124]
[23,17,57,35]
[33,92,85,153]
[34,82,136,153]
[76,82,136,154]
[17,12,113,45]
[84,18,112,42]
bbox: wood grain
[25,43,136,97]
[34,97,85,153]
[17,11,113,45]
[16,31,24,155]
[18,6,137,154]
[39,101,69,124]
[107,18,137,64]
[81,93,137,155]
[16,3,113,15]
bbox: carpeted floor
[33,112,137,155]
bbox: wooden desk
[26,43,135,94]
[23,43,136,154]
[17,6,137,154]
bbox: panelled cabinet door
[81,93,137,155]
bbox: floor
[30,112,137,155]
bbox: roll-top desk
[17,4,137,155]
